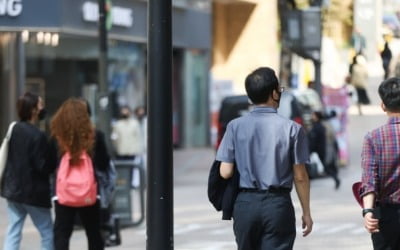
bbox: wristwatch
[362,208,374,217]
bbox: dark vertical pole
[0,33,24,135]
[147,0,173,249]
[98,0,111,146]
[314,7,323,100]
[313,59,322,98]
[15,33,25,97]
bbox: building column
[0,32,25,135]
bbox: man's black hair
[245,67,279,104]
[379,77,400,112]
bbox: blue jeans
[3,200,54,250]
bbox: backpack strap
[4,122,17,140]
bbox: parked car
[215,95,250,150]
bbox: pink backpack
[56,152,97,207]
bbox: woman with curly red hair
[51,98,104,250]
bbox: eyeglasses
[278,86,285,93]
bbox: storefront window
[24,34,146,119]
[108,40,146,119]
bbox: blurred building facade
[353,0,382,61]
[211,0,280,94]
[209,0,280,145]
[0,0,211,148]
[322,0,353,48]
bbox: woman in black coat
[0,92,54,250]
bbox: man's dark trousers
[233,190,296,250]
[371,205,400,250]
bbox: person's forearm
[362,192,376,209]
[294,176,311,216]
[220,162,234,179]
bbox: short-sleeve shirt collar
[388,116,400,125]
[251,106,277,114]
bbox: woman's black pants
[54,201,104,250]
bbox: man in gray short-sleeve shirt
[216,67,313,250]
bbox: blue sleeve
[293,126,310,164]
[216,122,235,163]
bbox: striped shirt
[361,116,400,204]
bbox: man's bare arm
[220,162,234,179]
[293,163,313,236]
[362,192,379,233]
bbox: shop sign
[0,0,23,17]
[82,1,133,28]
